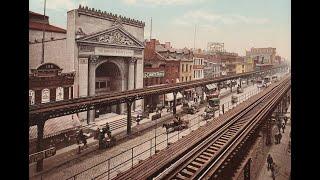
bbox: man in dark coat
[267,154,273,171]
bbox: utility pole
[41,0,47,64]
[150,17,152,40]
[193,24,196,50]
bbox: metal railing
[64,87,262,180]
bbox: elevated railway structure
[112,75,291,180]
[29,65,287,172]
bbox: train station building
[67,6,145,123]
[29,5,146,124]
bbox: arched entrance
[95,61,122,115]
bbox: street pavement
[256,104,291,180]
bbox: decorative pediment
[76,26,144,49]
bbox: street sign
[29,147,56,164]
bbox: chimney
[150,39,156,51]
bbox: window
[56,87,64,101]
[182,64,185,72]
[29,90,35,105]
[41,88,50,103]
[96,81,107,89]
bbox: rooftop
[77,5,145,27]
[29,21,67,33]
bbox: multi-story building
[246,47,276,70]
[193,54,205,80]
[219,52,238,76]
[29,11,79,154]
[179,48,194,83]
[244,56,255,72]
[143,39,167,108]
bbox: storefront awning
[206,83,217,90]
[29,114,81,140]
[165,92,183,101]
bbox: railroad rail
[29,65,286,124]
[111,75,290,180]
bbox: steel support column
[127,100,133,135]
[36,119,45,172]
[266,118,272,146]
[173,91,177,115]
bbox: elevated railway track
[111,75,290,180]
[29,65,286,124]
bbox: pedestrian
[277,122,282,133]
[274,134,278,144]
[284,116,288,125]
[282,123,285,133]
[278,133,282,143]
[267,154,273,171]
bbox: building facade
[193,54,205,80]
[246,47,276,64]
[65,6,145,123]
[143,39,167,108]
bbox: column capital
[89,55,100,64]
[129,57,138,64]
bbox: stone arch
[96,58,125,82]
[94,59,124,115]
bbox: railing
[64,87,262,180]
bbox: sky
[29,0,291,60]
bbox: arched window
[56,87,64,101]
[29,90,35,105]
[41,88,50,103]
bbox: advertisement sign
[95,47,134,57]
[29,147,56,164]
[144,71,165,78]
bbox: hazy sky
[30,0,291,60]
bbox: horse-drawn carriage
[202,98,220,120]
[182,101,200,114]
[94,124,116,150]
[231,95,239,104]
[162,116,189,133]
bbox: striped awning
[29,114,81,140]
[206,83,217,90]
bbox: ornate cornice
[78,5,145,28]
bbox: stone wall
[29,30,66,43]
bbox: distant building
[193,53,205,80]
[246,47,276,70]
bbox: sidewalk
[29,105,184,178]
[256,104,291,180]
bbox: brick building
[143,39,167,108]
